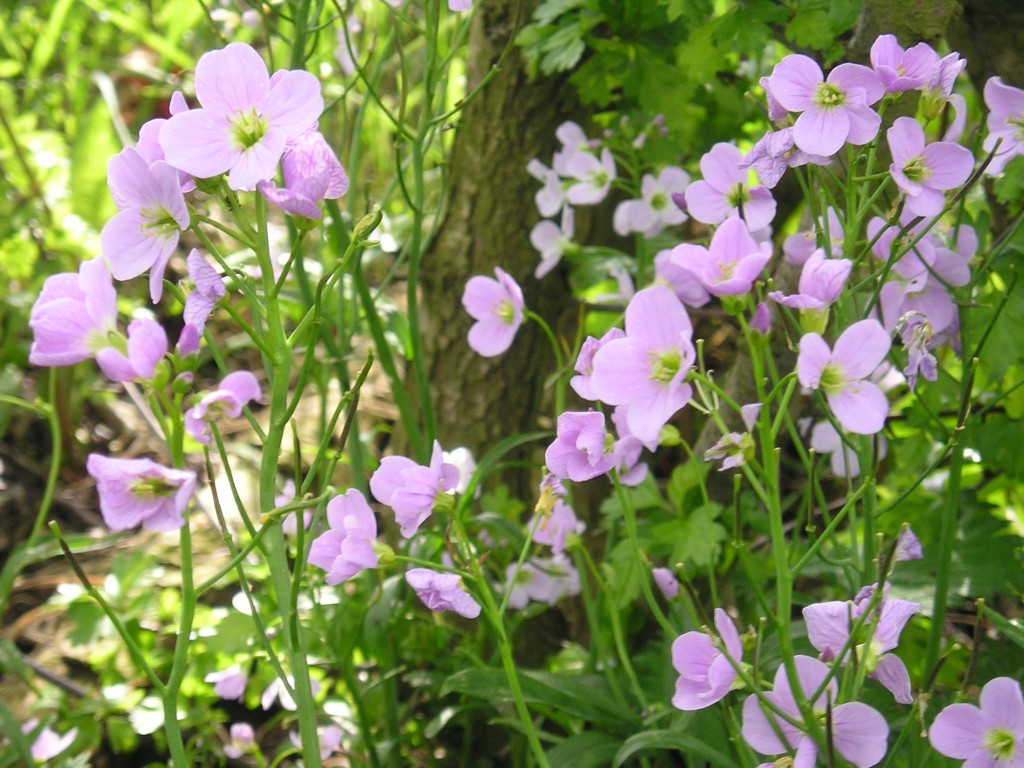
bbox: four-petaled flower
[589,285,696,444]
[87,454,197,532]
[797,319,892,435]
[406,567,481,619]
[888,116,973,217]
[161,43,323,191]
[370,440,460,538]
[684,143,776,231]
[308,488,380,584]
[671,608,743,711]
[930,677,1024,767]
[767,54,885,157]
[461,267,526,357]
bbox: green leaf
[613,728,740,767]
[441,668,640,733]
[670,503,726,569]
[785,8,834,51]
[540,22,587,75]
[547,730,622,767]
[69,102,119,229]
[534,0,589,26]
[980,604,1024,651]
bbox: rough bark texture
[419,0,581,498]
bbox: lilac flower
[671,608,743,711]
[161,43,323,191]
[185,371,262,445]
[22,720,77,762]
[308,489,379,584]
[289,724,345,760]
[461,267,525,357]
[530,207,575,278]
[767,54,885,157]
[654,249,711,308]
[206,666,248,701]
[769,249,852,333]
[443,446,478,496]
[930,677,1024,765]
[136,92,195,192]
[613,166,690,237]
[101,147,190,302]
[742,656,889,767]
[179,249,225,354]
[653,567,680,600]
[526,158,566,217]
[894,525,923,562]
[569,328,624,400]
[896,314,939,389]
[261,676,320,712]
[369,440,460,538]
[224,723,256,759]
[29,259,118,367]
[870,35,938,92]
[684,143,776,231]
[448,0,471,11]
[810,420,887,478]
[96,318,168,383]
[784,207,844,265]
[704,431,755,471]
[879,275,956,340]
[803,585,919,704]
[742,127,830,189]
[530,499,584,555]
[87,454,197,532]
[564,148,616,205]
[258,130,348,219]
[552,121,593,175]
[589,285,696,444]
[406,568,480,619]
[505,554,579,609]
[545,410,617,482]
[750,302,772,334]
[797,319,892,435]
[671,217,772,297]
[920,52,966,120]
[887,117,973,217]
[983,77,1024,175]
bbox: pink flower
[797,319,891,435]
[810,420,887,478]
[504,554,579,609]
[29,259,118,367]
[179,249,225,354]
[185,370,262,445]
[161,43,323,191]
[406,568,481,619]
[206,666,248,701]
[653,567,680,600]
[569,328,625,401]
[654,248,711,308]
[613,166,690,237]
[672,608,742,710]
[545,410,617,482]
[369,440,459,538]
[589,286,696,444]
[803,584,918,704]
[258,130,348,219]
[564,148,616,205]
[671,217,772,297]
[887,117,973,217]
[289,724,345,760]
[224,722,256,759]
[742,656,889,767]
[870,35,938,92]
[461,267,525,357]
[530,207,575,278]
[769,249,852,313]
[101,147,190,302]
[930,677,1024,766]
[95,318,168,383]
[308,489,379,583]
[983,76,1024,176]
[743,127,831,189]
[86,454,197,532]
[684,143,776,231]
[22,720,77,762]
[767,54,884,157]
[530,499,584,555]
[526,158,567,217]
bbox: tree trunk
[419,0,581,498]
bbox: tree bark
[419,0,582,497]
